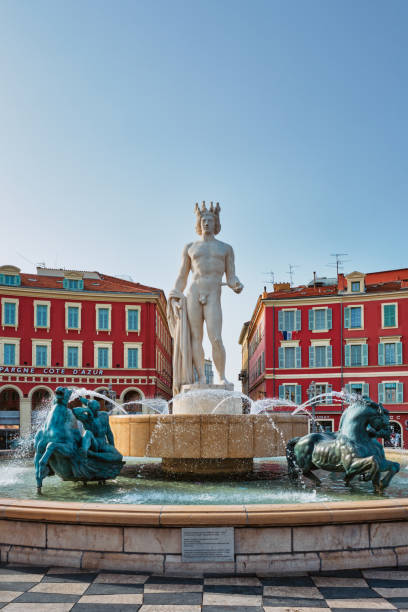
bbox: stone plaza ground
[2,563,408,611]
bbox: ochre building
[242,268,408,447]
[0,265,172,447]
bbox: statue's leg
[205,292,228,384]
[80,431,95,457]
[344,455,379,486]
[379,460,400,490]
[186,290,205,382]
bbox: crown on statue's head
[194,201,221,235]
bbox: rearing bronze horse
[286,397,400,493]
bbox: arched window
[122,390,143,413]
[0,387,20,449]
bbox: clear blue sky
[1,0,407,385]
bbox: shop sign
[0,366,104,376]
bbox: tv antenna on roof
[328,253,350,275]
[263,271,275,286]
[287,264,299,286]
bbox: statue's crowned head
[194,201,221,236]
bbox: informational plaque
[182,527,234,562]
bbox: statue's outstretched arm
[226,245,243,293]
[173,243,192,295]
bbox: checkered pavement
[1,563,408,610]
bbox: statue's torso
[188,239,230,286]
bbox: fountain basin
[109,413,308,475]
[1,495,408,574]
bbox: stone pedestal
[172,383,242,415]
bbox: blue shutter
[279,385,285,399]
[78,280,84,290]
[295,309,301,331]
[396,342,403,365]
[295,346,301,368]
[378,343,385,366]
[362,383,369,397]
[345,383,351,395]
[327,308,332,330]
[344,344,351,367]
[295,385,302,405]
[63,279,69,289]
[326,384,333,403]
[278,347,284,368]
[344,307,350,328]
[362,344,368,366]
[278,311,284,331]
[327,346,333,367]
[309,346,315,367]
[397,382,404,403]
[308,310,314,330]
[378,383,385,404]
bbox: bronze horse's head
[360,396,391,440]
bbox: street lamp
[307,381,317,433]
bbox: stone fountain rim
[1,496,408,527]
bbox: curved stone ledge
[1,497,408,526]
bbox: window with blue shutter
[385,343,396,365]
[396,341,403,365]
[344,344,351,366]
[383,304,396,328]
[362,344,368,366]
[36,345,47,367]
[351,281,360,292]
[378,383,385,403]
[384,383,397,403]
[314,309,326,330]
[4,302,16,325]
[327,308,332,330]
[295,346,301,368]
[278,347,284,368]
[63,279,84,290]
[0,274,20,286]
[362,383,369,397]
[295,385,302,405]
[344,307,350,328]
[286,347,295,368]
[315,346,326,367]
[278,311,284,331]
[279,385,285,399]
[128,348,139,368]
[378,343,385,366]
[4,344,15,365]
[67,346,78,367]
[308,310,314,330]
[350,306,362,328]
[97,347,109,368]
[350,344,362,366]
[128,309,139,331]
[67,307,79,329]
[397,382,404,403]
[327,384,333,399]
[36,305,48,327]
[309,346,315,367]
[327,345,333,367]
[295,309,301,331]
[98,308,109,330]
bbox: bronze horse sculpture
[34,387,124,493]
[286,396,400,493]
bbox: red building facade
[244,269,408,447]
[0,265,172,447]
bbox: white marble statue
[167,202,243,395]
